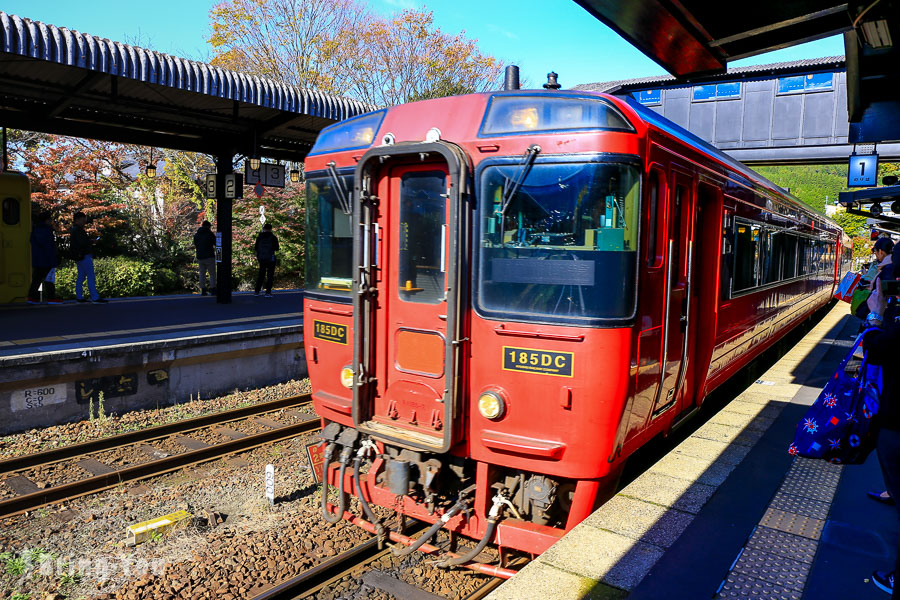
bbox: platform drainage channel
[716,457,842,599]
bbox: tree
[19,137,130,242]
[345,10,502,106]
[208,2,503,106]
[834,211,868,237]
[208,0,373,93]
[233,180,307,288]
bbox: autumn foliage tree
[208,0,503,106]
[21,137,130,243]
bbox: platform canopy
[575,1,900,143]
[0,11,373,160]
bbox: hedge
[56,257,181,299]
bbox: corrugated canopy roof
[0,11,374,159]
[574,56,846,93]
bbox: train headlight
[340,366,354,389]
[478,391,505,420]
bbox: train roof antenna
[500,144,541,215]
[326,161,352,215]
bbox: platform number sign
[245,162,286,188]
[205,173,243,198]
[848,153,878,187]
[224,173,243,199]
[204,174,216,199]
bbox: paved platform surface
[0,290,304,358]
[488,303,897,599]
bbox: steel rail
[248,538,389,600]
[0,415,320,519]
[0,394,312,473]
[247,522,430,600]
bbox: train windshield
[476,161,640,323]
[306,175,353,296]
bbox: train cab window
[476,161,640,324]
[397,170,447,304]
[306,175,353,296]
[2,197,19,225]
[480,95,634,136]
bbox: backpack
[788,328,881,465]
[256,234,274,261]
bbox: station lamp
[146,149,156,178]
[249,156,261,170]
[290,164,300,183]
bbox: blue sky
[1,0,845,87]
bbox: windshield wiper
[326,160,352,215]
[499,144,541,216]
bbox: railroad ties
[0,394,317,518]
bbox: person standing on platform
[864,278,900,597]
[27,211,61,304]
[193,220,217,296]
[254,223,279,298]
[70,211,107,304]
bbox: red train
[302,77,846,571]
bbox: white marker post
[265,464,275,506]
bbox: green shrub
[56,257,183,299]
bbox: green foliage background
[754,164,846,214]
[56,257,180,300]
[755,163,900,259]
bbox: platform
[487,303,897,600]
[0,291,307,434]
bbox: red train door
[653,171,693,417]
[352,143,469,453]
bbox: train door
[0,171,31,303]
[680,181,723,412]
[652,171,693,417]
[352,143,469,453]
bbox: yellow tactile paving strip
[487,303,849,600]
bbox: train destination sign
[313,320,348,345]
[502,346,574,378]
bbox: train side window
[721,210,734,298]
[670,185,684,284]
[2,197,19,225]
[782,235,798,279]
[761,228,782,284]
[647,169,663,268]
[733,220,761,292]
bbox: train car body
[0,171,31,304]
[303,89,841,560]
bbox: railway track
[0,394,318,518]
[247,523,528,600]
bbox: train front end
[303,91,646,560]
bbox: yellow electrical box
[0,171,31,304]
